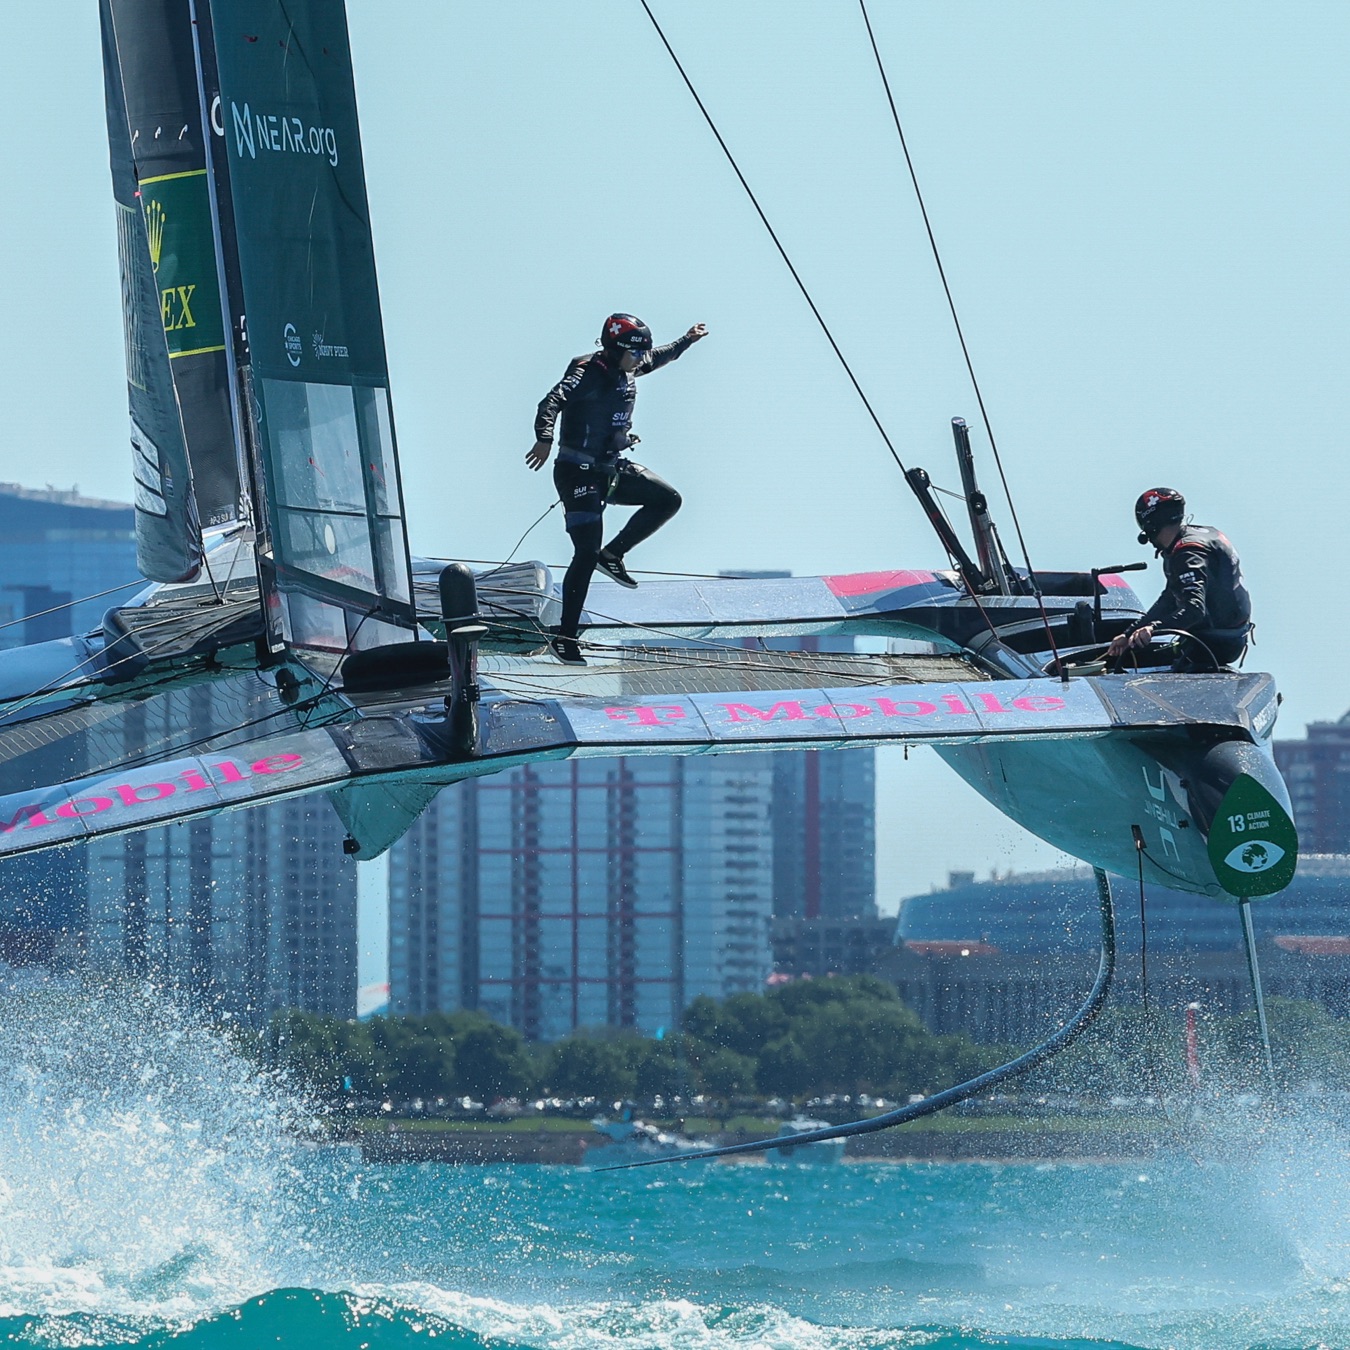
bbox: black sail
[207,0,416,652]
[102,0,242,584]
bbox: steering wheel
[1045,644,1112,678]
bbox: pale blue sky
[3,4,1347,977]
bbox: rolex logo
[145,199,166,273]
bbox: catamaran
[0,0,1298,1155]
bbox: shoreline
[351,1121,1165,1166]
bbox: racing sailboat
[0,1,1297,1123]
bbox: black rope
[1134,827,1151,1019]
[601,867,1117,1170]
[637,2,1012,651]
[639,1,909,480]
[856,0,1065,676]
[1133,826,1207,1165]
[477,501,559,583]
[296,604,380,727]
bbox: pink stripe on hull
[824,569,937,598]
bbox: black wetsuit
[535,335,694,637]
[1128,524,1252,670]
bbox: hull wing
[0,664,1296,899]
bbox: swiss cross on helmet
[1135,487,1186,543]
[600,313,653,353]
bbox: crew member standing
[527,313,708,664]
[1106,487,1252,672]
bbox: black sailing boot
[548,628,586,665]
[596,548,639,589]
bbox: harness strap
[557,446,619,469]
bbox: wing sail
[0,674,1106,862]
[207,0,416,654]
[101,0,206,582]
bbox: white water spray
[0,981,315,1321]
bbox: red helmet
[1135,487,1186,542]
[600,313,653,353]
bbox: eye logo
[1224,840,1285,873]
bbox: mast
[188,0,256,535]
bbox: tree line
[263,977,1350,1110]
[264,975,997,1106]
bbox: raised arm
[640,323,708,374]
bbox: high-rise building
[1275,714,1350,853]
[390,755,776,1039]
[86,792,358,1022]
[768,749,875,920]
[0,484,140,967]
[881,859,1350,1042]
[0,483,139,649]
[0,483,357,1019]
[388,607,881,1040]
[80,683,359,1022]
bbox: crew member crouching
[1107,487,1252,673]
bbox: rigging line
[640,0,1011,650]
[1134,838,1199,891]
[0,670,315,784]
[490,602,871,671]
[0,633,273,729]
[0,587,294,723]
[566,589,1013,673]
[637,0,907,480]
[480,623,919,693]
[473,581,958,667]
[43,692,348,786]
[475,501,560,584]
[209,527,253,598]
[197,533,226,605]
[482,652,910,701]
[27,658,357,784]
[856,0,1064,676]
[602,866,1117,1170]
[0,608,232,720]
[296,604,380,729]
[0,579,146,637]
